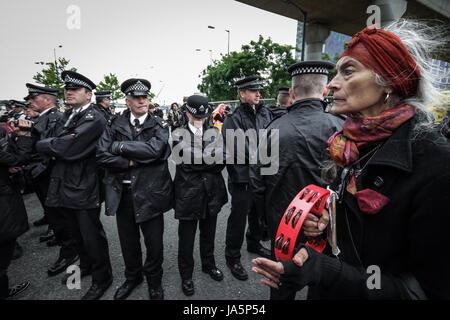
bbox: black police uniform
[172,95,228,295]
[96,78,173,300]
[221,75,273,278]
[36,71,113,299]
[25,84,62,240]
[0,127,32,299]
[94,90,113,122]
[250,60,344,300]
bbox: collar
[130,113,148,126]
[367,118,413,173]
[39,107,54,117]
[72,103,90,114]
[287,98,327,112]
[188,122,203,135]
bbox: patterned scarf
[328,104,416,214]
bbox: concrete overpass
[236,0,450,61]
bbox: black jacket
[222,102,272,184]
[27,107,62,179]
[0,128,32,244]
[250,98,344,238]
[36,104,106,209]
[281,116,450,300]
[94,104,114,123]
[96,110,173,223]
[172,124,227,220]
[267,104,288,119]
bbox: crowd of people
[1,19,449,301]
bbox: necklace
[336,143,383,202]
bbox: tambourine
[274,184,329,261]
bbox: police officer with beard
[36,71,113,300]
[24,84,62,246]
[222,75,272,281]
[96,78,173,300]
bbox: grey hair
[383,19,449,136]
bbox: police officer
[94,90,113,122]
[222,75,272,281]
[267,87,292,119]
[250,60,344,300]
[96,78,173,300]
[24,84,62,246]
[172,95,228,296]
[36,71,113,300]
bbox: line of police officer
[1,59,344,300]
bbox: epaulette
[154,116,169,128]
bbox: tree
[96,73,125,102]
[197,35,299,101]
[33,57,76,100]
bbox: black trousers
[0,240,16,300]
[116,187,164,288]
[178,215,218,280]
[62,207,112,284]
[46,206,78,260]
[32,173,50,219]
[225,183,262,263]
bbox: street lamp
[207,25,230,55]
[53,44,63,68]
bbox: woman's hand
[303,209,330,237]
[252,258,284,289]
[252,248,310,289]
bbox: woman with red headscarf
[252,20,450,299]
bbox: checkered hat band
[64,75,93,91]
[125,81,149,94]
[237,79,263,89]
[185,104,198,115]
[292,67,329,76]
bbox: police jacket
[28,106,62,179]
[172,124,228,220]
[250,98,344,238]
[222,102,272,184]
[96,109,173,223]
[286,116,450,300]
[36,104,106,210]
[94,104,113,123]
[0,128,32,244]
[267,104,288,119]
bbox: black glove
[279,244,342,291]
[109,141,123,155]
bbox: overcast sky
[0,0,298,105]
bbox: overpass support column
[305,23,330,61]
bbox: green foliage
[197,35,299,101]
[97,73,125,102]
[33,57,76,100]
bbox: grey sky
[0,0,298,105]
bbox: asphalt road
[8,158,307,300]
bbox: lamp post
[53,45,63,68]
[207,25,230,55]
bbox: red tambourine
[274,184,329,261]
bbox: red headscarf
[340,26,420,98]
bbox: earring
[384,92,390,104]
